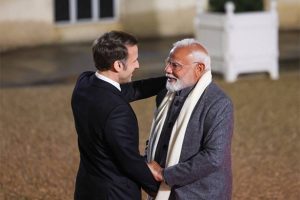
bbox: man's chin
[166,87,176,92]
[166,83,181,92]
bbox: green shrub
[209,0,264,13]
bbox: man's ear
[196,63,205,76]
[113,61,122,72]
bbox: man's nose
[165,63,173,72]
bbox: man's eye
[171,63,179,68]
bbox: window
[55,0,69,21]
[99,0,114,18]
[77,0,92,19]
[54,0,116,23]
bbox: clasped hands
[147,161,164,182]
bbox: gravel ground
[1,72,299,200]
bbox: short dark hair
[92,31,138,71]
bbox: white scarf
[147,70,212,200]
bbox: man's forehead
[169,47,193,61]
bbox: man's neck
[95,71,121,91]
[97,70,119,83]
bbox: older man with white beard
[146,39,234,200]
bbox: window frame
[54,0,119,25]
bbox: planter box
[194,1,279,82]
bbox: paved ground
[1,72,299,200]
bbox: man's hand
[147,161,164,182]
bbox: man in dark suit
[71,31,164,200]
[147,39,234,199]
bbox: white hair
[172,38,211,71]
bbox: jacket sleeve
[121,76,166,102]
[104,104,159,193]
[163,98,234,187]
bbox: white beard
[166,78,185,92]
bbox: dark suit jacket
[156,82,234,200]
[71,71,166,200]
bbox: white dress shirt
[95,71,121,91]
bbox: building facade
[0,0,299,51]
